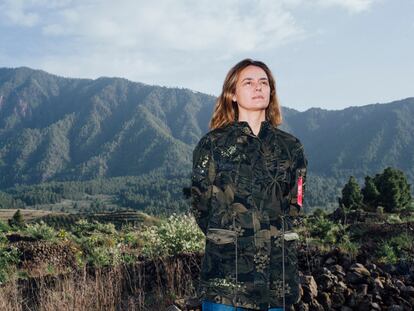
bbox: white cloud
[314,0,377,13]
[0,0,384,100]
[36,1,306,52]
[0,0,39,27]
[0,0,309,89]
[0,0,74,27]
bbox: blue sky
[0,0,413,111]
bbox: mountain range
[0,67,413,208]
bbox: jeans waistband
[202,300,283,311]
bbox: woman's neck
[238,110,266,136]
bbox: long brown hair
[209,58,282,130]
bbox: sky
[0,0,413,112]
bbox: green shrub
[72,219,116,237]
[0,244,20,284]
[312,208,326,219]
[308,217,338,244]
[86,245,122,267]
[377,243,398,264]
[377,232,413,264]
[0,220,10,232]
[121,253,136,264]
[139,213,205,258]
[57,228,71,240]
[386,214,402,224]
[25,221,57,241]
[337,234,359,258]
[8,209,25,228]
[72,220,122,267]
[306,216,355,249]
[122,231,141,248]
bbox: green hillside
[1,67,413,212]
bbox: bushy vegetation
[376,232,414,264]
[70,220,125,267]
[340,167,412,213]
[303,214,359,257]
[24,221,59,241]
[8,209,24,228]
[0,212,205,277]
[139,213,205,258]
[0,221,20,284]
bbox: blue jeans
[202,300,283,311]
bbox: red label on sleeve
[297,176,303,207]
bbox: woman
[190,59,307,311]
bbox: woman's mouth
[252,96,264,100]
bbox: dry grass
[0,253,201,311]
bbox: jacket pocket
[269,230,301,306]
[206,228,237,244]
[283,231,299,242]
[283,231,300,305]
[201,228,237,281]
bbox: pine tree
[374,167,412,213]
[341,176,363,210]
[8,209,25,228]
[362,176,380,211]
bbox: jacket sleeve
[288,140,308,216]
[191,135,216,235]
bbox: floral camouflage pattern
[191,119,308,310]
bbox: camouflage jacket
[190,119,308,310]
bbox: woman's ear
[232,94,237,102]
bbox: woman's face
[232,65,271,113]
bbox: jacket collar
[231,119,272,136]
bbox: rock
[331,291,346,308]
[325,256,336,265]
[315,272,337,291]
[296,302,309,311]
[345,291,357,308]
[308,300,324,311]
[383,264,398,275]
[346,263,372,285]
[337,281,348,291]
[317,292,331,310]
[395,279,405,290]
[301,275,318,303]
[346,272,365,284]
[349,263,371,277]
[356,284,368,296]
[401,285,414,297]
[407,296,414,306]
[393,295,413,309]
[330,264,346,277]
[356,294,373,311]
[373,277,384,289]
[384,297,397,307]
[371,271,379,278]
[384,282,401,296]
